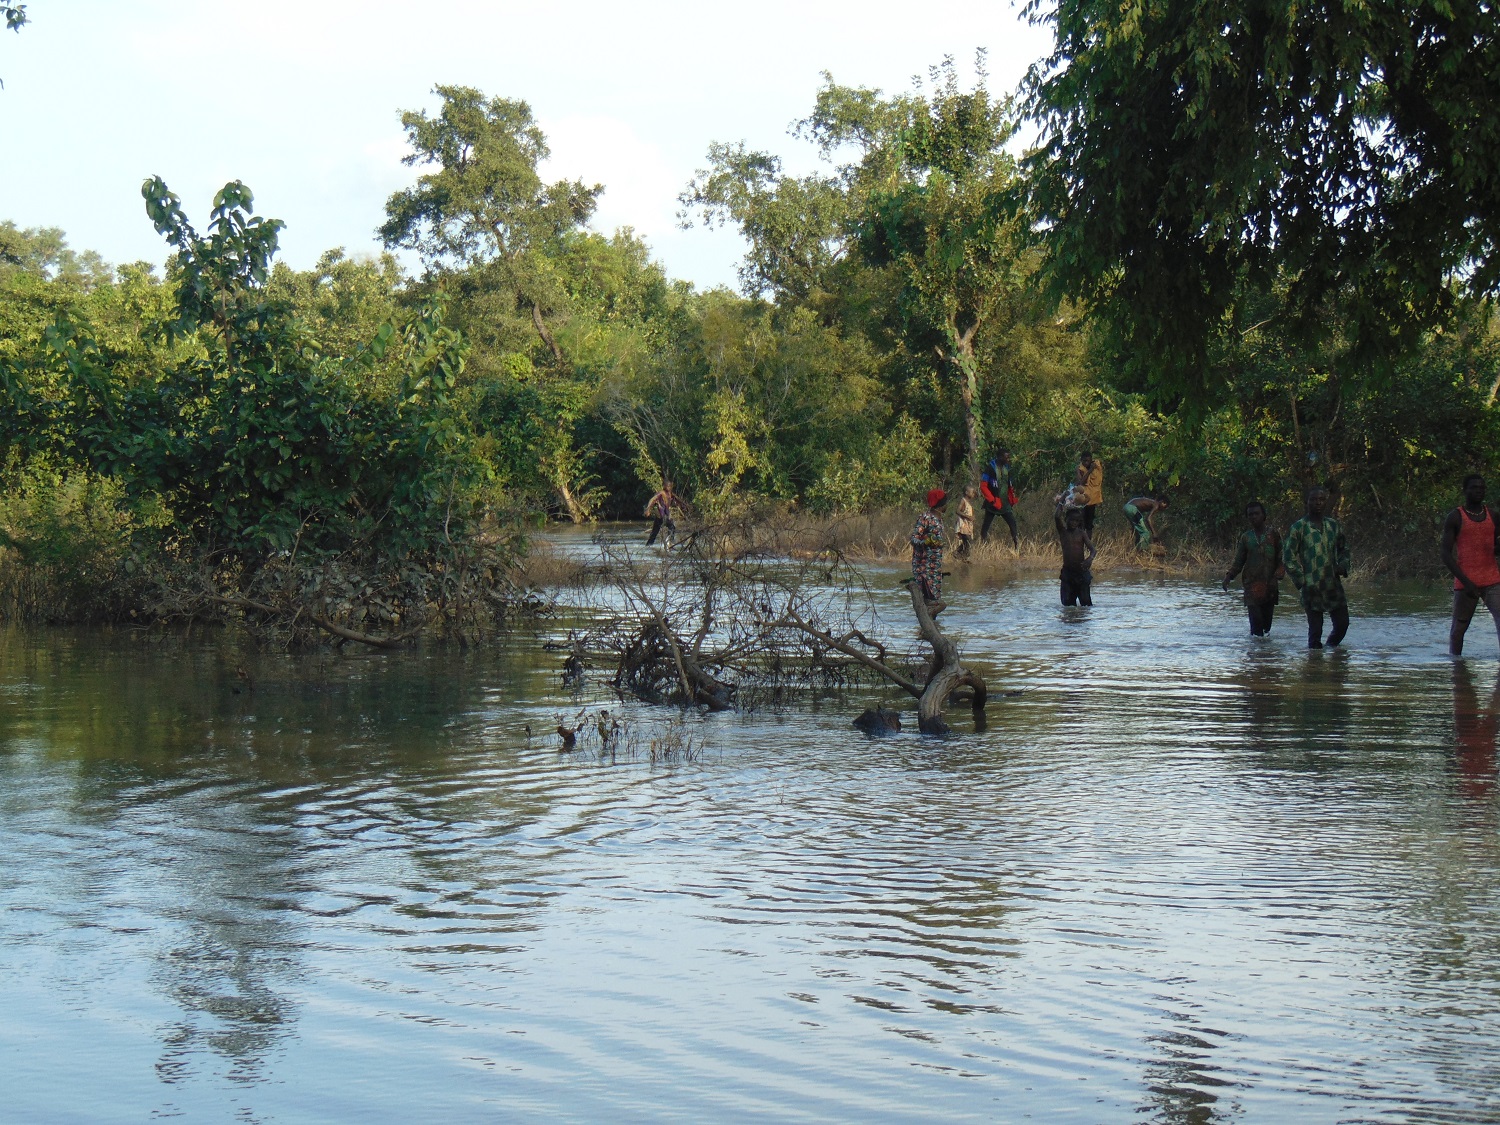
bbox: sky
[0,1,1053,290]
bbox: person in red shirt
[1441,474,1500,655]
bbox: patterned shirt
[1284,517,1349,612]
[910,509,946,595]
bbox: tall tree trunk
[953,323,983,490]
[531,301,566,366]
[556,476,587,524]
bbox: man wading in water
[644,480,681,546]
[1284,485,1350,649]
[1222,501,1284,636]
[1441,474,1500,656]
[1054,495,1095,606]
[910,489,948,614]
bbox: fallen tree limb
[907,583,988,736]
[774,612,922,698]
[211,594,410,650]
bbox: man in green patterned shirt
[1283,486,1351,648]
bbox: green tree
[1023,0,1500,403]
[379,85,600,366]
[822,59,1027,487]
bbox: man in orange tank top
[1441,474,1500,655]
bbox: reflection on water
[2,560,1499,1122]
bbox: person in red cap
[911,489,949,614]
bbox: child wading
[910,489,948,614]
[1222,501,1284,636]
[954,487,976,558]
[1441,474,1500,656]
[1283,486,1350,648]
[1054,495,1095,606]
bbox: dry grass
[511,542,594,589]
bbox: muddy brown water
[2,532,1498,1122]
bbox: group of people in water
[910,452,1500,654]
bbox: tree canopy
[1023,0,1500,402]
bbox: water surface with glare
[3,537,1499,1122]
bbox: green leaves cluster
[0,179,496,573]
[1023,0,1500,401]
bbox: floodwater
[2,543,1499,1122]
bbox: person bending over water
[1222,501,1284,636]
[1055,497,1095,606]
[1123,495,1168,551]
[911,489,948,614]
[1284,486,1350,648]
[1441,474,1500,656]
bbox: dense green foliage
[2,42,1499,625]
[1022,0,1500,401]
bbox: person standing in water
[1283,485,1350,648]
[1123,495,1168,551]
[911,489,948,614]
[1076,451,1103,532]
[1222,501,1285,636]
[980,449,1019,545]
[1441,474,1500,656]
[1054,495,1095,606]
[644,480,681,546]
[954,486,977,558]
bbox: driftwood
[212,595,413,650]
[573,518,988,734]
[905,582,987,736]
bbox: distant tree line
[0,17,1497,621]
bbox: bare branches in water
[559,516,987,735]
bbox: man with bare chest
[1055,497,1096,606]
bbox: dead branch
[906,582,988,735]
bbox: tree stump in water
[907,583,988,736]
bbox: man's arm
[1441,509,1474,592]
[1223,534,1247,589]
[1283,525,1304,587]
[1335,525,1351,578]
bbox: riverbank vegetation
[2,25,1498,631]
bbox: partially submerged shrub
[0,461,168,622]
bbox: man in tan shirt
[1076,451,1104,532]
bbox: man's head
[1156,496,1170,510]
[663,479,674,491]
[1306,486,1329,517]
[998,448,1011,464]
[1464,474,1486,506]
[1246,500,1266,529]
[1081,450,1094,466]
[1064,507,1083,529]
